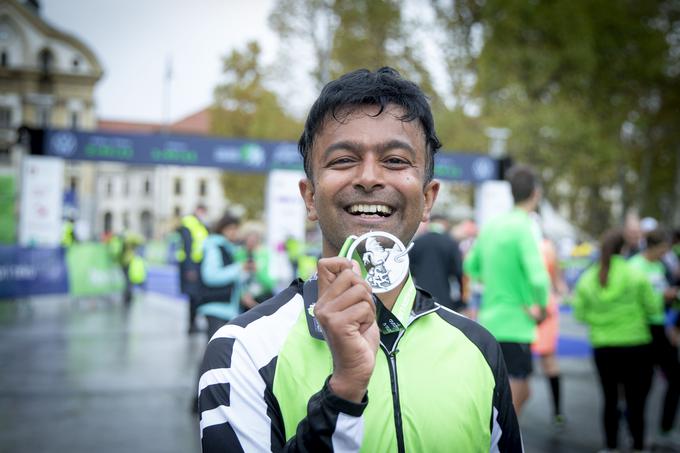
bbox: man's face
[299,104,439,257]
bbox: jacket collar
[298,278,437,340]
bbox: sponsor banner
[19,156,64,246]
[42,128,499,182]
[66,243,124,297]
[45,129,281,173]
[0,246,69,299]
[434,153,498,182]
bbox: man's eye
[329,157,355,166]
[385,157,410,166]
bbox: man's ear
[421,179,440,223]
[299,178,318,221]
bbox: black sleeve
[199,334,367,452]
[450,238,464,301]
[282,377,368,452]
[178,225,192,258]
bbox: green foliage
[211,41,303,220]
[220,1,680,234]
[269,0,441,103]
[432,0,680,234]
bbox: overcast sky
[41,0,284,124]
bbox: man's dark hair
[298,67,441,183]
[645,228,670,248]
[506,165,539,204]
[213,211,240,234]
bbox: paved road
[0,291,673,453]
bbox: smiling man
[198,67,523,452]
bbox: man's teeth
[348,204,393,215]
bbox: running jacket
[572,255,663,347]
[198,278,523,452]
[464,209,549,343]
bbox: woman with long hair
[573,228,663,452]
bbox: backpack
[198,242,235,305]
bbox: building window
[123,211,129,229]
[174,206,181,218]
[0,50,7,67]
[174,177,182,195]
[198,179,207,196]
[105,179,113,196]
[69,176,77,192]
[70,112,79,129]
[38,107,50,127]
[0,107,10,128]
[38,48,53,75]
[72,57,80,69]
[144,178,151,195]
[123,179,129,196]
[103,212,113,234]
[140,210,153,239]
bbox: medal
[345,231,413,294]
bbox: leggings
[593,344,653,450]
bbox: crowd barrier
[0,243,124,299]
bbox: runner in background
[531,235,568,427]
[629,228,680,449]
[573,228,662,452]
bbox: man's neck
[515,201,535,213]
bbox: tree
[211,41,303,220]
[432,0,680,234]
[269,0,441,105]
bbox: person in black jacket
[409,214,464,312]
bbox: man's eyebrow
[322,140,363,160]
[322,139,417,160]
[376,139,417,159]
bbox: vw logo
[49,132,77,157]
[472,157,495,180]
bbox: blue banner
[0,246,69,299]
[42,128,499,182]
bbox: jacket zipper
[381,330,405,453]
[380,307,438,453]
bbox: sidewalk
[0,290,672,453]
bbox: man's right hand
[314,257,380,403]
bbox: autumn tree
[211,41,302,219]
[433,0,680,234]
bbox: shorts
[499,342,533,379]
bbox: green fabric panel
[144,239,170,265]
[396,314,494,452]
[274,309,334,439]
[0,175,15,244]
[66,242,125,296]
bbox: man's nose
[353,157,384,191]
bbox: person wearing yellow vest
[61,217,77,247]
[176,204,209,334]
[120,232,145,307]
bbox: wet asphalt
[0,289,673,453]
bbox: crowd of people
[138,67,680,452]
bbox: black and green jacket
[198,278,522,452]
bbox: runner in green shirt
[464,165,549,415]
[572,228,662,451]
[629,229,680,448]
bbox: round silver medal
[345,231,413,294]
